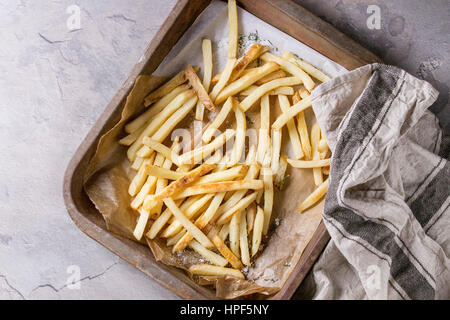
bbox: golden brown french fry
[282,51,331,83]
[189,240,228,267]
[262,168,274,235]
[193,165,248,186]
[298,178,329,213]
[144,66,198,105]
[274,152,288,190]
[246,202,256,234]
[214,62,279,104]
[173,179,263,200]
[142,137,178,164]
[287,158,331,168]
[240,77,301,112]
[149,163,216,201]
[163,198,213,248]
[251,205,264,256]
[212,234,243,269]
[202,97,234,143]
[311,122,323,186]
[186,64,215,112]
[319,138,329,159]
[167,229,186,246]
[188,264,244,279]
[229,210,241,258]
[195,38,213,121]
[216,192,257,225]
[133,207,150,241]
[272,96,312,130]
[255,70,287,85]
[229,99,246,166]
[230,43,269,81]
[131,156,145,171]
[239,210,250,266]
[129,84,190,131]
[145,165,184,180]
[293,91,312,160]
[261,52,315,92]
[278,94,303,159]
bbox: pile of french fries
[118,0,331,281]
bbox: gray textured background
[0,0,448,299]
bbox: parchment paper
[84,0,346,299]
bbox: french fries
[261,52,315,92]
[117,0,335,287]
[189,264,244,279]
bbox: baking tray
[63,0,382,300]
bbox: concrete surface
[0,0,448,299]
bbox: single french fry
[240,85,294,96]
[298,87,310,99]
[128,154,155,196]
[193,165,248,186]
[179,129,235,165]
[173,179,263,200]
[239,210,251,266]
[298,178,329,213]
[240,77,301,111]
[128,84,189,131]
[319,138,329,159]
[131,153,162,209]
[127,90,195,161]
[246,145,257,166]
[228,99,246,166]
[133,207,150,241]
[214,62,279,104]
[202,97,234,143]
[227,0,238,59]
[246,202,256,234]
[229,210,241,258]
[230,43,269,81]
[271,129,282,173]
[188,240,228,267]
[251,206,264,256]
[216,192,257,225]
[272,96,312,130]
[210,58,237,101]
[131,156,145,171]
[195,39,213,120]
[119,124,145,146]
[311,122,323,186]
[255,69,286,85]
[278,94,304,159]
[261,52,315,92]
[145,165,184,180]
[163,198,213,248]
[274,153,288,190]
[218,223,230,241]
[257,94,270,165]
[188,264,244,279]
[282,51,331,83]
[293,91,312,160]
[149,163,216,201]
[186,64,215,112]
[287,158,331,168]
[212,234,243,269]
[262,168,274,235]
[143,66,199,106]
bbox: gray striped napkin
[306,64,450,299]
